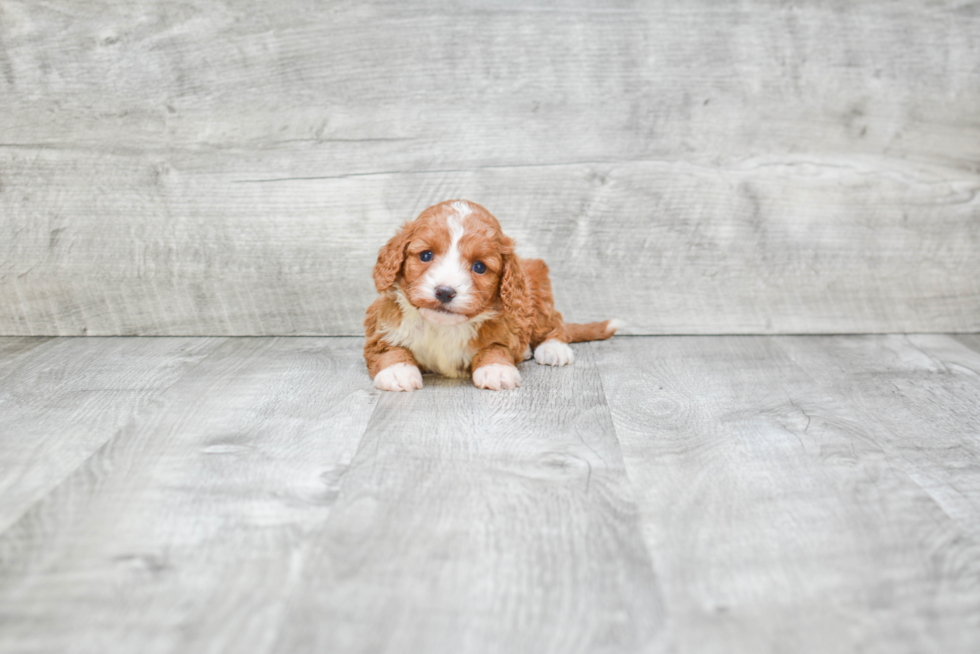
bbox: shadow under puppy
[364,200,622,391]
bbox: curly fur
[364,200,620,391]
[498,238,534,357]
[373,221,414,293]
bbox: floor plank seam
[0,337,231,538]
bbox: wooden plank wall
[1,0,978,336]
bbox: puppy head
[373,200,528,327]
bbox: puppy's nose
[435,286,457,304]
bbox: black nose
[435,286,457,304]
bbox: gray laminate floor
[1,335,979,654]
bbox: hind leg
[533,338,574,366]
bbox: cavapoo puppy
[364,200,622,391]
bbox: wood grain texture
[1,335,978,651]
[774,334,980,542]
[0,336,222,532]
[954,333,980,354]
[1,0,978,335]
[272,344,664,654]
[0,337,52,370]
[593,335,980,654]
[0,337,378,654]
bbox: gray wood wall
[1,0,978,336]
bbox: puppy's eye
[419,251,433,262]
[472,261,487,274]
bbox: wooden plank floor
[1,335,978,653]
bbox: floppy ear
[373,221,414,293]
[499,239,534,334]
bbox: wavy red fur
[364,200,620,390]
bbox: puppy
[364,200,622,391]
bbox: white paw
[534,340,574,367]
[522,346,533,361]
[472,363,522,390]
[374,363,423,392]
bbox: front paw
[374,363,424,392]
[533,340,574,366]
[472,363,522,390]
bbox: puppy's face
[375,200,511,326]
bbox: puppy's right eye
[419,250,433,262]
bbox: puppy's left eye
[472,261,487,274]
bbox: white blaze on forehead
[450,200,473,217]
[446,213,465,246]
[422,210,473,308]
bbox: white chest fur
[380,292,493,378]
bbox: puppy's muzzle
[435,286,457,304]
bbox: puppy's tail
[565,319,625,343]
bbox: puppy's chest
[382,313,480,378]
